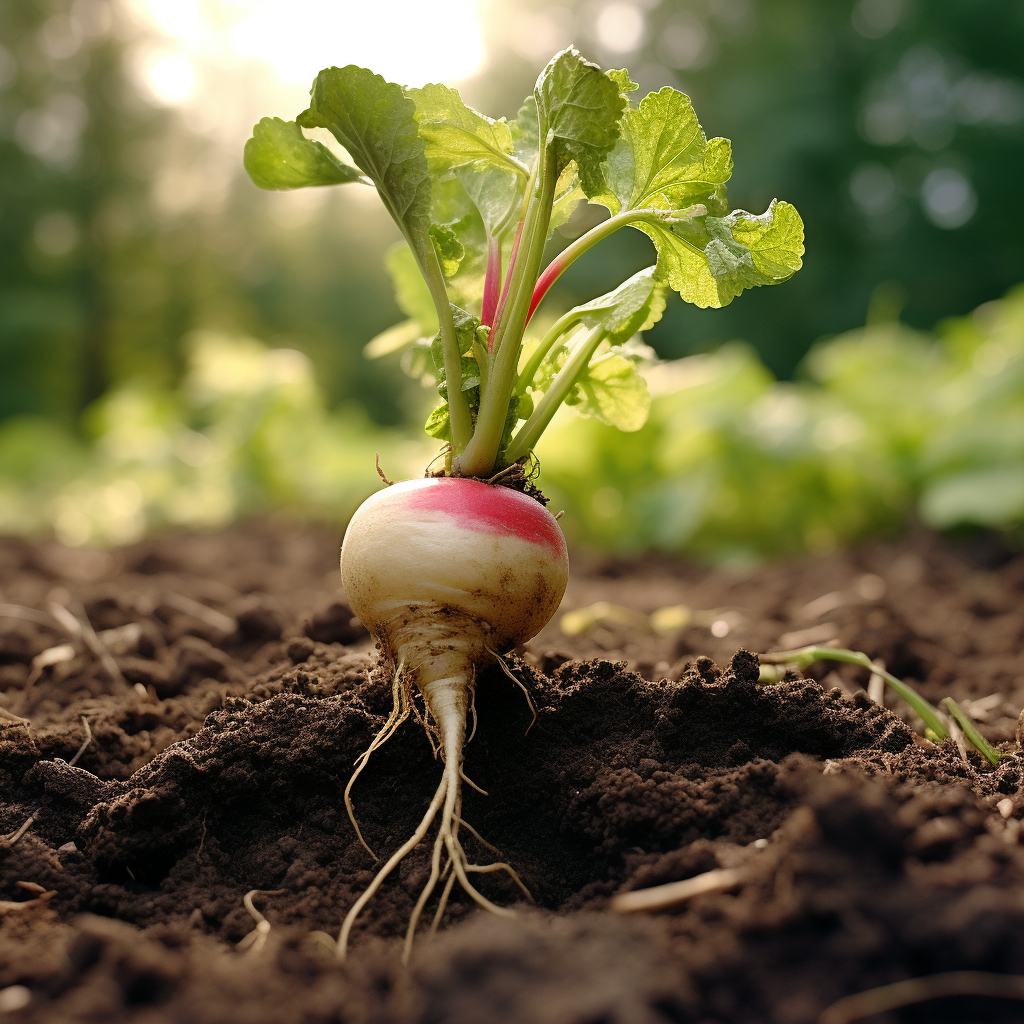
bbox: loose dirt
[1,521,1024,1023]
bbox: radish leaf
[298,66,430,245]
[243,117,363,191]
[573,266,666,342]
[642,199,804,308]
[588,87,732,216]
[410,84,528,182]
[534,47,626,180]
[570,352,651,431]
[429,224,465,277]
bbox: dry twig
[819,971,1024,1024]
[610,867,745,914]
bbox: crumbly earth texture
[1,521,1024,1024]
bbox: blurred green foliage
[1,286,1020,556]
[535,282,1024,560]
[0,331,419,546]
[0,0,412,428]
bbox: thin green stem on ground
[759,646,948,740]
[942,697,1007,766]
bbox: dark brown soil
[2,522,1024,1023]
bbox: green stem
[455,149,558,477]
[420,254,473,455]
[515,309,584,396]
[527,208,655,322]
[760,646,949,740]
[471,338,490,394]
[942,698,1006,766]
[504,323,607,465]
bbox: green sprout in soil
[942,697,1010,766]
[245,49,804,959]
[760,646,1010,766]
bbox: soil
[2,521,1024,1024]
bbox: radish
[338,477,567,957]
[245,47,802,957]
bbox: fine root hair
[344,660,411,860]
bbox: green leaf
[410,83,527,181]
[298,66,431,248]
[425,402,451,440]
[430,223,465,277]
[573,353,651,431]
[454,165,522,239]
[243,117,362,190]
[534,47,626,180]
[573,267,667,341]
[426,305,488,440]
[550,162,586,233]
[607,69,640,96]
[384,243,438,336]
[510,95,540,167]
[640,199,805,308]
[579,85,802,308]
[588,87,732,216]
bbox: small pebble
[753,839,769,849]
[58,842,78,855]
[0,986,31,1012]
[998,797,1014,819]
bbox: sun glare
[229,0,485,87]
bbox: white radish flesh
[338,477,568,958]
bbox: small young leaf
[534,47,626,180]
[410,83,527,181]
[431,306,483,389]
[243,117,363,190]
[430,223,466,277]
[425,402,451,440]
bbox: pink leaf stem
[490,220,524,345]
[526,252,568,325]
[481,235,502,331]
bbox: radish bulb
[338,476,568,958]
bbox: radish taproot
[245,47,803,956]
[339,477,567,957]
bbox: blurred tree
[0,0,410,429]
[0,0,164,420]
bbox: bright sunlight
[129,0,486,100]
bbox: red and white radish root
[338,476,568,959]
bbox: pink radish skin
[337,477,568,959]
